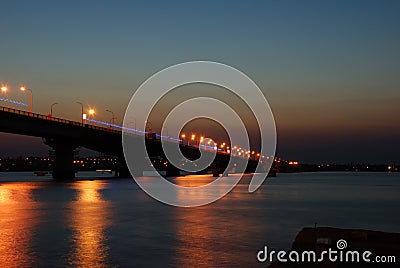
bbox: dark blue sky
[0,1,399,163]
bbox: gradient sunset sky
[1,0,399,163]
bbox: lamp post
[181,133,186,145]
[50,102,58,118]
[1,86,7,93]
[105,109,116,129]
[20,86,33,114]
[131,117,136,130]
[191,134,196,147]
[76,102,84,123]
[145,120,152,139]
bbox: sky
[0,0,399,163]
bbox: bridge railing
[0,105,121,134]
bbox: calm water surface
[0,172,399,267]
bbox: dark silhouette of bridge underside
[0,106,262,180]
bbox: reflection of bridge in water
[0,106,271,180]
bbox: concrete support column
[43,138,76,180]
[52,141,76,180]
[166,163,180,177]
[115,156,133,178]
[195,168,209,175]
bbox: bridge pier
[166,164,180,177]
[115,156,133,178]
[115,156,155,178]
[45,138,76,180]
[53,142,76,180]
[195,168,209,175]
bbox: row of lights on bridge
[179,133,266,159]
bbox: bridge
[0,106,270,180]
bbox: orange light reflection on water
[67,180,112,267]
[0,184,41,267]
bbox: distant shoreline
[1,156,398,173]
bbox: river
[0,171,399,267]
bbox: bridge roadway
[0,106,263,179]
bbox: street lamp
[163,127,168,137]
[180,133,188,145]
[1,86,7,93]
[20,86,33,114]
[50,102,58,117]
[145,120,152,130]
[145,120,152,138]
[76,102,84,123]
[191,134,196,147]
[105,109,116,128]
[88,108,95,117]
[131,117,136,130]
